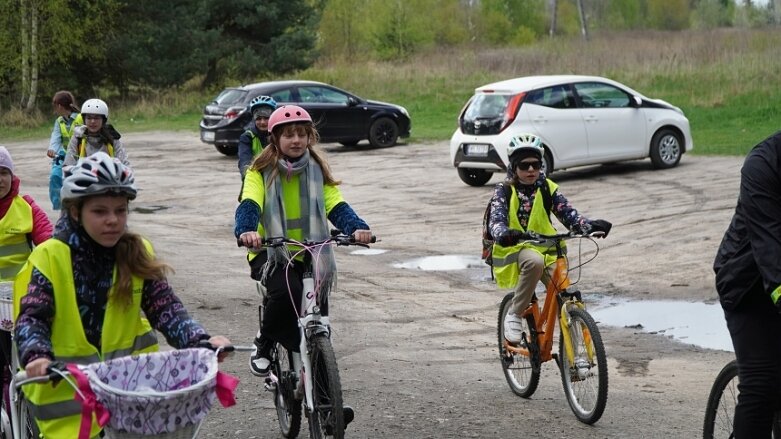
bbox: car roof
[233,80,330,91]
[474,75,642,96]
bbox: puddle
[590,299,732,352]
[393,255,484,271]
[351,248,388,256]
[132,205,170,214]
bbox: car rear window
[214,89,247,106]
[460,93,514,135]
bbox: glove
[590,219,612,238]
[498,230,527,246]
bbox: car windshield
[213,89,247,106]
[461,93,513,135]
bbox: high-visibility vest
[0,196,32,280]
[78,136,114,159]
[245,130,263,156]
[57,113,84,146]
[492,179,561,289]
[239,169,345,262]
[14,239,159,439]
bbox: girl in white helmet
[63,98,129,170]
[14,152,230,438]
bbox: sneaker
[503,313,524,344]
[249,345,271,377]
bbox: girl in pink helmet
[234,105,371,425]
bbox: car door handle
[584,115,598,123]
[533,116,546,123]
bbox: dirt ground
[5,132,744,438]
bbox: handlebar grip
[348,234,377,243]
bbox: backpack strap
[539,179,553,217]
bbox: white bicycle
[241,231,374,439]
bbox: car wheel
[215,144,238,156]
[649,129,682,169]
[542,149,554,176]
[457,168,492,187]
[340,140,359,147]
[368,117,399,148]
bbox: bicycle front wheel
[273,343,302,438]
[559,307,608,424]
[308,335,345,439]
[498,292,540,398]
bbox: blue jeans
[49,154,65,209]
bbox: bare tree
[18,0,40,111]
[774,0,781,25]
[549,0,558,37]
[19,0,29,108]
[576,0,589,41]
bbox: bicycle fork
[558,294,594,373]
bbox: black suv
[199,80,411,155]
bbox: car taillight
[500,92,526,132]
[224,106,244,119]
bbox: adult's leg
[725,288,781,439]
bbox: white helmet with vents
[61,152,137,201]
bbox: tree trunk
[20,0,29,108]
[26,3,39,111]
[549,0,557,37]
[774,0,781,25]
[576,0,589,41]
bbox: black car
[199,80,411,155]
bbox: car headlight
[397,105,409,118]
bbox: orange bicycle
[498,231,608,424]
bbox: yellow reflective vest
[245,130,263,156]
[78,136,114,159]
[13,238,159,439]
[57,113,84,146]
[0,196,33,280]
[492,179,560,289]
[239,168,345,262]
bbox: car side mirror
[632,96,642,107]
[347,96,359,107]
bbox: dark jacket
[237,125,268,178]
[714,130,781,310]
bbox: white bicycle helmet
[507,133,544,163]
[61,152,137,201]
[81,98,109,119]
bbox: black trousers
[250,254,330,353]
[725,286,781,439]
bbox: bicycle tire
[308,334,344,439]
[498,292,540,398]
[273,343,302,438]
[558,307,608,424]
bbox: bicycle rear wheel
[273,343,302,438]
[498,292,540,398]
[558,307,608,424]
[703,360,738,439]
[308,334,344,439]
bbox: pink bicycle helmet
[268,105,312,132]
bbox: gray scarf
[260,150,337,298]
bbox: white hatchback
[450,75,693,186]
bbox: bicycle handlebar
[520,230,604,245]
[236,229,377,250]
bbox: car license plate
[465,144,489,156]
[202,131,215,142]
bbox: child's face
[84,114,104,133]
[255,116,269,132]
[71,195,129,247]
[278,124,310,159]
[0,168,11,199]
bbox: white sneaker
[503,313,524,344]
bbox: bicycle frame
[503,236,595,369]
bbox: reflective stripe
[286,218,304,230]
[772,285,781,304]
[105,330,158,360]
[0,241,31,257]
[27,398,82,420]
[491,251,519,268]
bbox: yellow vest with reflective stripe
[0,196,33,280]
[78,136,114,158]
[492,180,560,289]
[15,238,159,439]
[240,169,345,262]
[57,113,83,145]
[246,130,263,156]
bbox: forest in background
[0,0,779,153]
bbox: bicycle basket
[74,348,222,438]
[0,281,13,332]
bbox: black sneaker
[249,344,271,377]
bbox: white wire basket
[0,281,13,332]
[72,349,220,438]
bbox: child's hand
[353,229,373,244]
[26,357,53,378]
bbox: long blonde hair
[63,196,172,305]
[249,122,340,187]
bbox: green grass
[4,29,780,155]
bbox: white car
[450,75,693,186]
